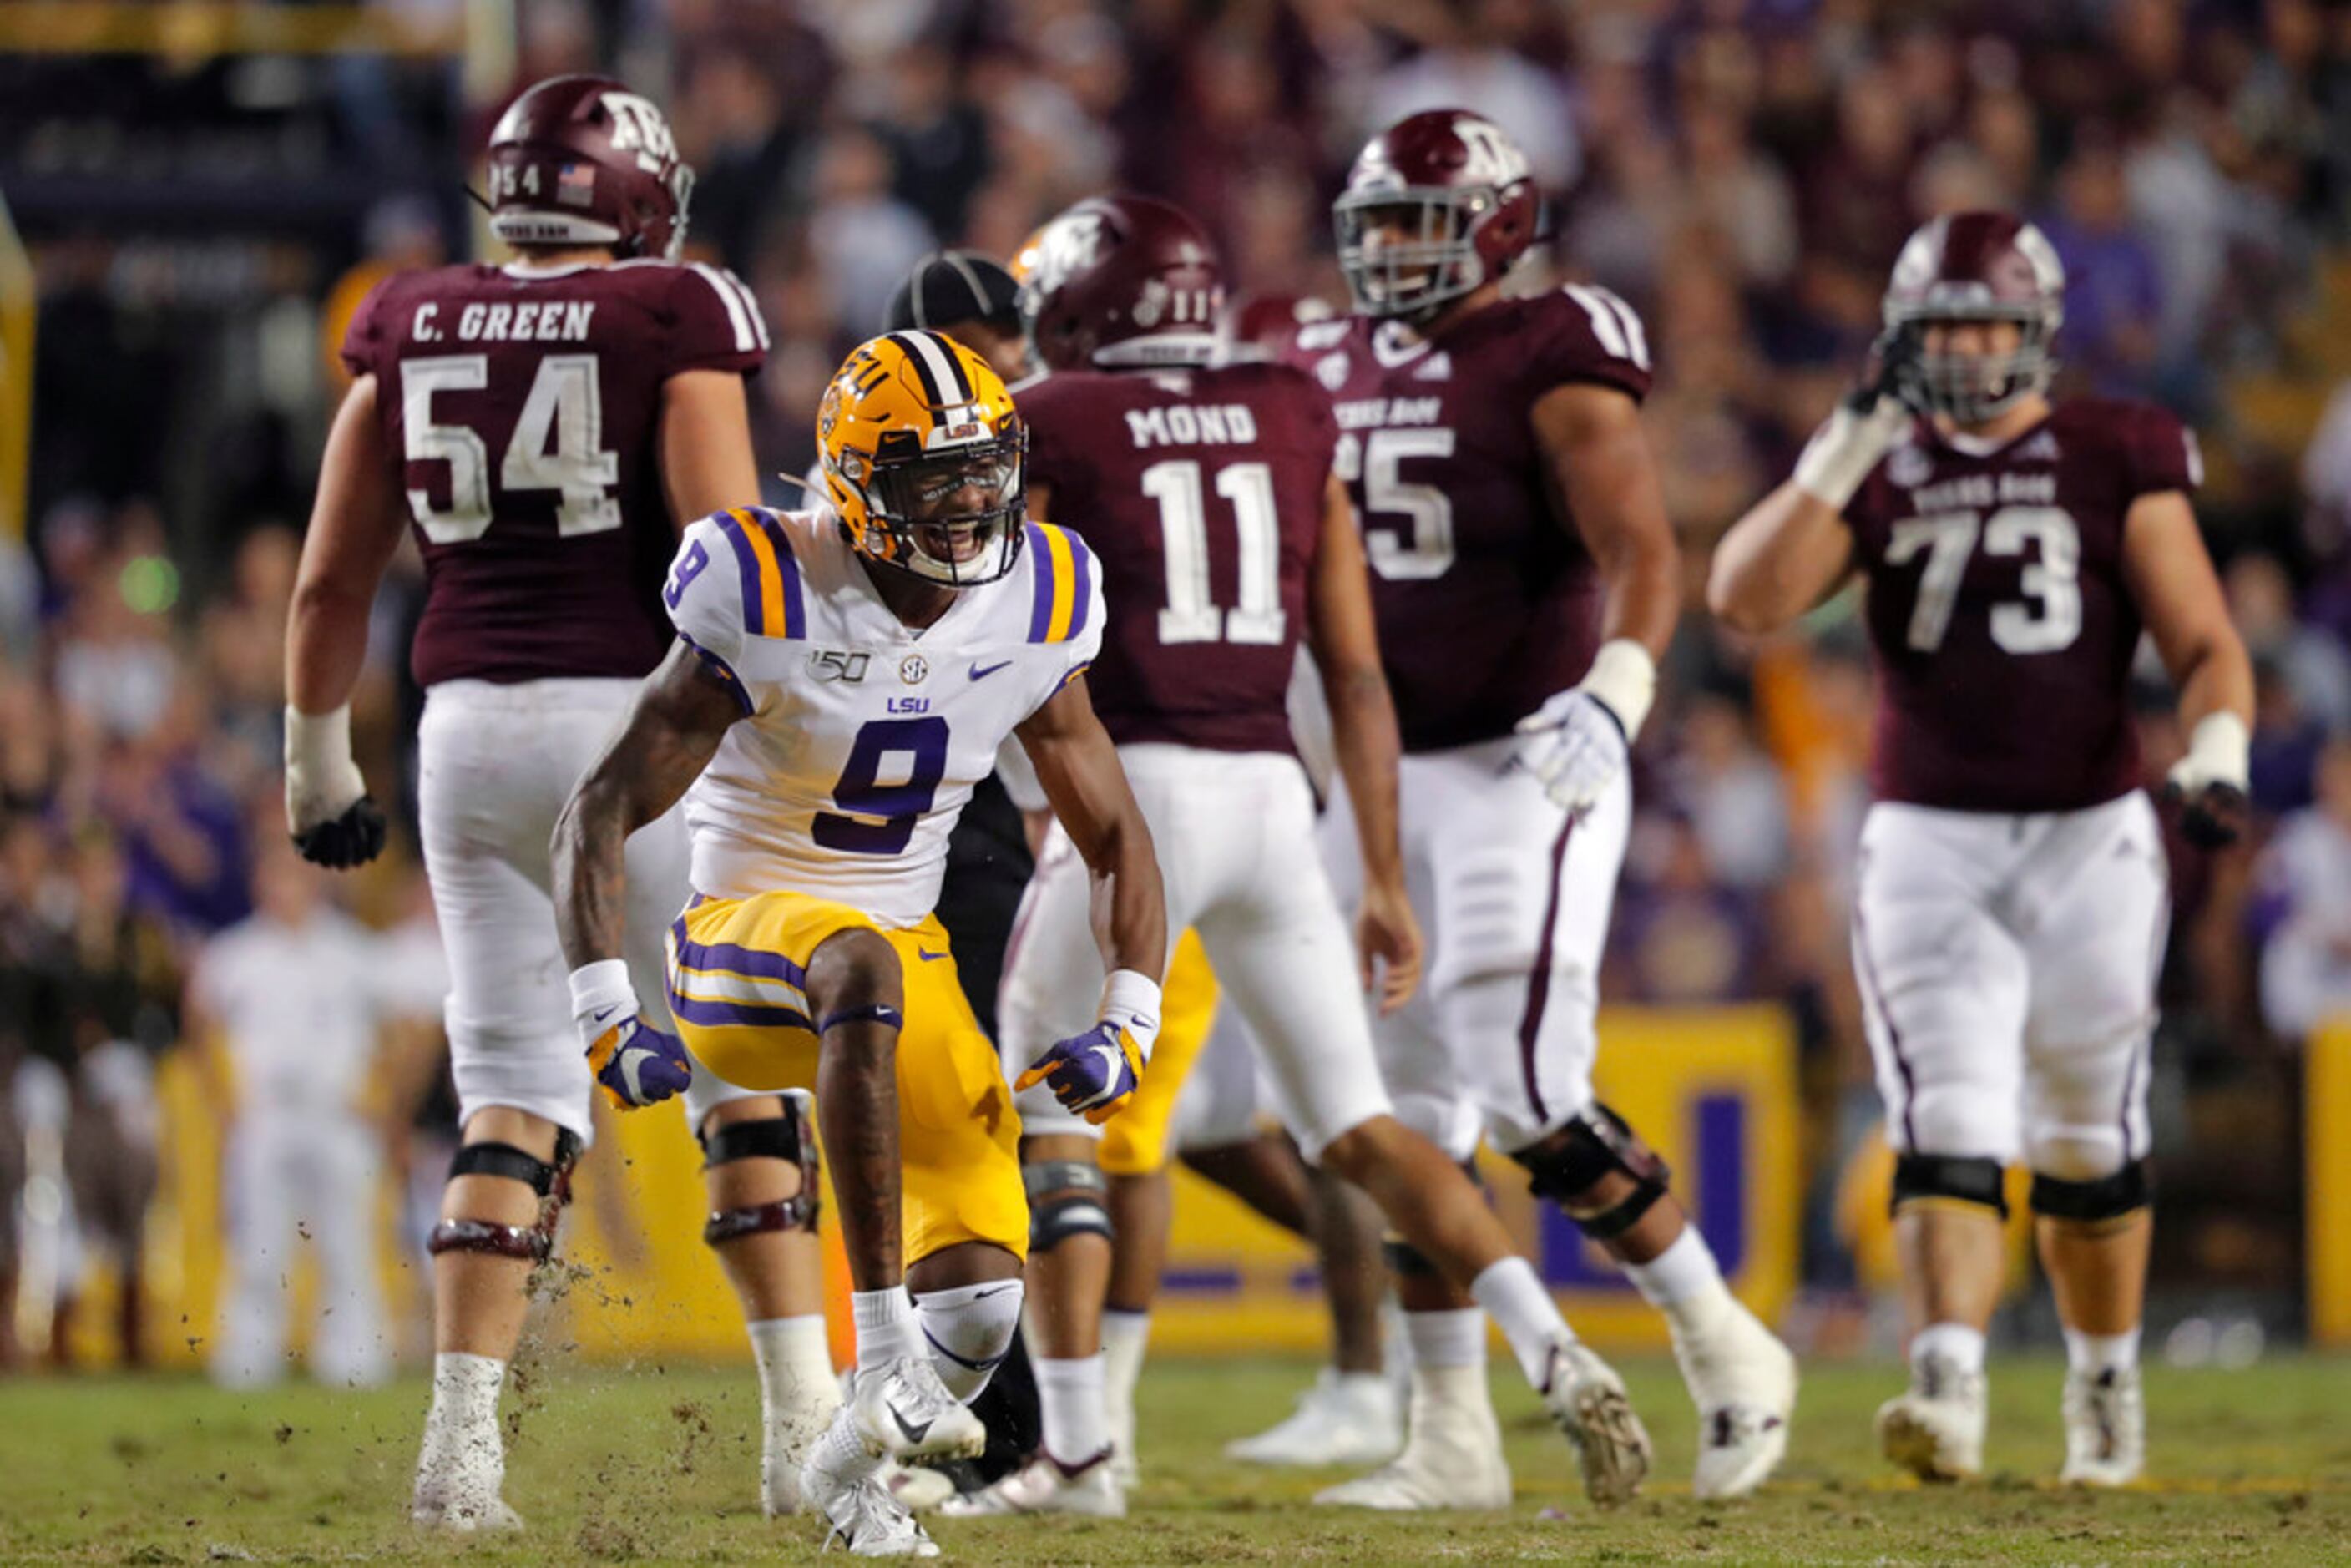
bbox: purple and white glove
[569,959,692,1110]
[1017,969,1160,1125]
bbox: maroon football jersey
[1280,286,1653,752]
[341,260,767,686]
[1019,360,1338,756]
[1844,397,2202,812]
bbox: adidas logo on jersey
[1413,352,1453,382]
[2015,432,2061,463]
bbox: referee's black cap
[882,250,1022,336]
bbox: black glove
[1850,326,1922,417]
[2161,778,2247,850]
[291,795,388,869]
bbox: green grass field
[2,1353,2347,1565]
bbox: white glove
[1512,640,1656,817]
[284,704,367,834]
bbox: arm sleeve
[338,276,397,381]
[1533,285,1656,404]
[667,264,771,379]
[663,512,756,677]
[2125,403,2202,499]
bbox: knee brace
[428,1130,582,1262]
[1890,1152,2009,1220]
[1024,1160,1112,1254]
[915,1278,1025,1403]
[1513,1105,1671,1242]
[698,1091,822,1246]
[2030,1160,2151,1227]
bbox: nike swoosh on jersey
[968,660,1013,680]
[917,948,950,963]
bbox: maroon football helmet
[1335,109,1539,322]
[1883,210,2066,423]
[1018,195,1226,372]
[485,75,693,262]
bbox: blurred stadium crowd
[8,0,2351,1363]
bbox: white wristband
[1576,639,1657,741]
[282,703,369,832]
[284,703,353,774]
[1099,968,1163,1063]
[1792,400,1909,511]
[2181,711,2251,792]
[567,959,639,1039]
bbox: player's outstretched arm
[1013,677,1168,1123]
[284,374,406,867]
[1304,472,1422,1014]
[659,368,762,529]
[551,642,743,1108]
[1513,383,1680,816]
[2124,490,2256,846]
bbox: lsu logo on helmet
[816,331,1029,587]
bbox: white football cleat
[802,1416,940,1559]
[761,1393,842,1516]
[410,1493,523,1534]
[1674,1298,1797,1499]
[412,1438,522,1533]
[850,1356,985,1464]
[937,1449,1125,1519]
[1876,1352,1987,1481]
[2059,1366,2145,1487]
[1540,1340,1653,1507]
[1226,1370,1403,1468]
[880,1458,958,1514]
[1313,1369,1510,1511]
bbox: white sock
[418,1353,505,1482]
[1469,1257,1573,1388]
[1403,1307,1488,1371]
[749,1316,840,1427]
[1101,1310,1150,1447]
[2062,1326,2141,1378]
[1622,1227,1736,1341]
[852,1287,918,1372]
[1911,1322,1987,1378]
[1034,1353,1110,1465]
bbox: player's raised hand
[1019,1021,1143,1125]
[1356,878,1424,1015]
[569,960,692,1110]
[1513,685,1630,817]
[1790,330,1918,512]
[283,704,387,868]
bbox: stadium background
[3,0,2351,1375]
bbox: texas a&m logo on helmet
[1334,109,1540,322]
[486,75,693,262]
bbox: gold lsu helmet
[817,329,1028,586]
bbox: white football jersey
[664,504,1103,928]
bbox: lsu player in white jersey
[553,329,1168,1559]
